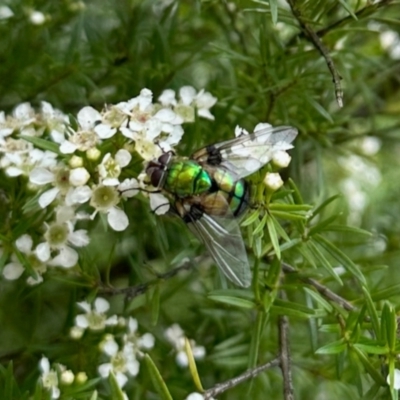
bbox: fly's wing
[185,211,251,287]
[192,126,298,179]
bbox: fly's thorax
[164,160,212,197]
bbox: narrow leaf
[185,338,204,392]
[144,354,173,400]
[316,340,347,354]
[266,214,281,259]
[208,295,256,309]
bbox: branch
[203,357,281,399]
[98,257,198,299]
[279,291,294,400]
[281,262,355,312]
[286,0,343,108]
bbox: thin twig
[281,262,355,312]
[98,257,198,299]
[203,357,281,399]
[286,0,343,108]
[279,291,294,400]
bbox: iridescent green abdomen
[164,160,212,197]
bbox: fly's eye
[149,168,165,188]
[158,151,173,166]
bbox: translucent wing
[185,210,251,287]
[192,125,298,179]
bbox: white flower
[98,151,131,186]
[30,166,71,208]
[178,86,217,121]
[272,150,292,168]
[264,172,284,191]
[2,234,48,283]
[123,317,155,353]
[387,368,400,390]
[90,185,129,231]
[164,324,205,368]
[75,298,118,331]
[39,357,60,399]
[158,89,177,106]
[98,335,140,389]
[0,5,13,20]
[36,220,89,268]
[29,10,46,25]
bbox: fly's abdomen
[164,160,212,197]
[211,169,249,216]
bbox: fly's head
[145,151,174,189]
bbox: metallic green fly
[146,125,298,287]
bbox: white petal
[3,262,24,280]
[115,372,128,388]
[68,229,90,247]
[27,274,44,285]
[128,317,138,333]
[77,107,101,130]
[94,123,116,139]
[138,333,155,350]
[186,394,205,400]
[6,166,23,177]
[118,178,139,198]
[179,86,196,105]
[149,193,170,215]
[126,358,140,376]
[176,351,189,367]
[0,5,14,20]
[98,363,112,378]
[197,108,215,121]
[69,167,90,186]
[36,242,51,262]
[107,207,129,231]
[105,315,118,326]
[50,130,65,144]
[60,140,77,154]
[103,338,118,356]
[102,178,120,186]
[66,186,92,204]
[75,315,90,331]
[15,234,33,253]
[138,88,153,111]
[115,149,132,168]
[39,357,50,373]
[39,187,60,208]
[30,168,55,185]
[94,297,110,313]
[154,108,176,122]
[120,127,135,140]
[77,300,91,313]
[158,89,176,106]
[50,246,78,268]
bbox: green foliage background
[1,0,400,399]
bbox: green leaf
[308,215,339,236]
[108,372,127,400]
[353,343,388,355]
[144,354,173,400]
[266,214,280,259]
[361,286,381,340]
[269,0,278,25]
[248,311,266,368]
[351,346,387,385]
[303,287,333,313]
[253,212,268,236]
[306,98,333,123]
[337,0,357,19]
[208,295,256,309]
[287,178,304,204]
[242,208,261,226]
[370,284,400,301]
[185,338,204,392]
[316,340,347,354]
[308,239,343,285]
[315,234,366,284]
[151,285,161,326]
[381,303,397,351]
[310,194,341,220]
[322,224,372,237]
[19,135,61,155]
[269,203,312,212]
[270,210,306,221]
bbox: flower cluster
[0,87,216,283]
